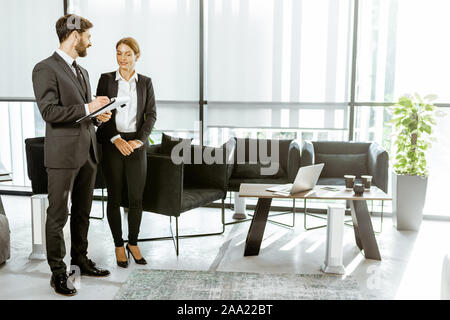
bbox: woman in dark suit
[96,37,156,267]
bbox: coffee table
[239,184,392,274]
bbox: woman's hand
[113,138,134,156]
[128,140,143,150]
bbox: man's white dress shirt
[55,49,90,115]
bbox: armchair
[120,138,236,255]
[24,137,107,219]
[300,140,389,230]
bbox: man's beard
[75,41,88,57]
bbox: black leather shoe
[87,259,96,268]
[50,273,77,296]
[78,261,110,277]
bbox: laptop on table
[266,163,324,195]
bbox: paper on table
[76,96,130,123]
[321,186,340,191]
[273,191,291,197]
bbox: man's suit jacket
[96,71,157,146]
[32,52,100,169]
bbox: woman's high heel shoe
[115,246,129,268]
[126,244,147,265]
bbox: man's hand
[88,96,110,113]
[128,140,143,150]
[96,111,111,123]
[113,138,134,156]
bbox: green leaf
[414,92,423,103]
[424,104,435,112]
[398,97,413,108]
[391,93,439,175]
[424,94,438,101]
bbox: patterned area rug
[114,269,374,300]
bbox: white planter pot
[392,173,428,231]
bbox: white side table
[29,194,48,260]
[233,191,247,219]
[441,254,450,299]
[321,204,346,274]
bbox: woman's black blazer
[95,71,157,146]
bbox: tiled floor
[0,194,449,300]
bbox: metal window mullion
[199,0,205,146]
[348,0,359,141]
[7,103,13,175]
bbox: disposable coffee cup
[361,175,372,190]
[344,175,356,190]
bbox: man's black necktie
[72,60,88,102]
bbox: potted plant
[390,93,443,231]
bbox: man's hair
[116,37,140,57]
[55,14,93,43]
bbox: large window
[68,0,200,143]
[353,0,450,216]
[0,0,63,98]
[0,0,59,187]
[1,0,450,217]
[205,0,352,146]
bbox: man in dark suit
[32,14,112,296]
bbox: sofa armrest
[368,143,389,192]
[24,137,48,194]
[143,153,184,216]
[287,140,301,182]
[300,140,315,167]
[147,143,161,155]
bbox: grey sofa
[0,197,10,264]
[300,141,389,192]
[228,138,302,191]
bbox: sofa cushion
[316,153,368,178]
[181,188,225,213]
[232,163,286,179]
[312,141,370,155]
[228,177,290,192]
[160,133,192,156]
[233,138,293,173]
[184,143,229,191]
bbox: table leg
[321,204,346,274]
[350,200,381,260]
[0,195,5,216]
[244,197,272,256]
